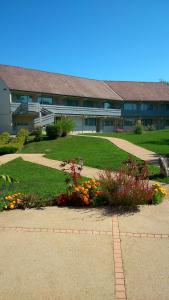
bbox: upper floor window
[83,101,94,107]
[140,103,153,111]
[124,103,137,111]
[64,99,79,106]
[15,95,32,103]
[166,104,169,111]
[38,97,53,105]
[104,102,114,109]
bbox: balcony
[122,109,169,118]
[11,102,121,117]
[11,102,41,113]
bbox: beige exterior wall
[0,79,12,133]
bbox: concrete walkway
[79,135,160,164]
[0,153,102,179]
[0,200,169,300]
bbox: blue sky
[1,0,169,81]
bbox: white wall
[0,79,12,133]
[71,116,97,133]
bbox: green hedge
[0,129,29,155]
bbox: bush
[17,128,29,142]
[57,117,75,137]
[134,120,143,134]
[0,132,10,143]
[99,157,154,207]
[0,128,29,155]
[46,124,62,139]
[32,126,43,141]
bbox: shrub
[99,157,154,207]
[0,128,29,155]
[46,124,62,139]
[17,128,29,142]
[32,126,43,141]
[0,132,10,143]
[134,120,143,134]
[57,117,75,137]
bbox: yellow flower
[3,205,7,209]
[9,204,14,209]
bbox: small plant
[134,120,143,134]
[57,117,75,137]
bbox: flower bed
[0,157,167,212]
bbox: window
[85,118,96,126]
[124,103,137,111]
[104,102,114,109]
[166,104,169,111]
[83,101,94,107]
[140,104,153,111]
[165,119,169,126]
[104,120,113,126]
[64,99,79,106]
[142,119,153,126]
[38,97,53,105]
[15,95,32,103]
[124,119,135,126]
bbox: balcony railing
[122,109,169,117]
[11,102,41,113]
[11,102,121,117]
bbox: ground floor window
[85,118,96,126]
[104,119,113,126]
[142,119,153,126]
[124,118,135,126]
[165,119,169,126]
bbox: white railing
[42,104,121,117]
[11,102,121,117]
[33,114,55,126]
[11,102,41,113]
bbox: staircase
[33,114,55,126]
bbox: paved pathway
[0,153,102,179]
[0,200,169,300]
[79,135,160,164]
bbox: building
[0,64,169,133]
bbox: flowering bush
[99,157,161,207]
[0,193,23,211]
[152,183,167,204]
[56,159,107,206]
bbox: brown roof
[0,65,122,101]
[106,81,169,101]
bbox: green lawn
[0,158,67,197]
[85,130,169,156]
[22,136,142,171]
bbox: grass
[85,129,169,156]
[22,136,142,171]
[0,158,67,197]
